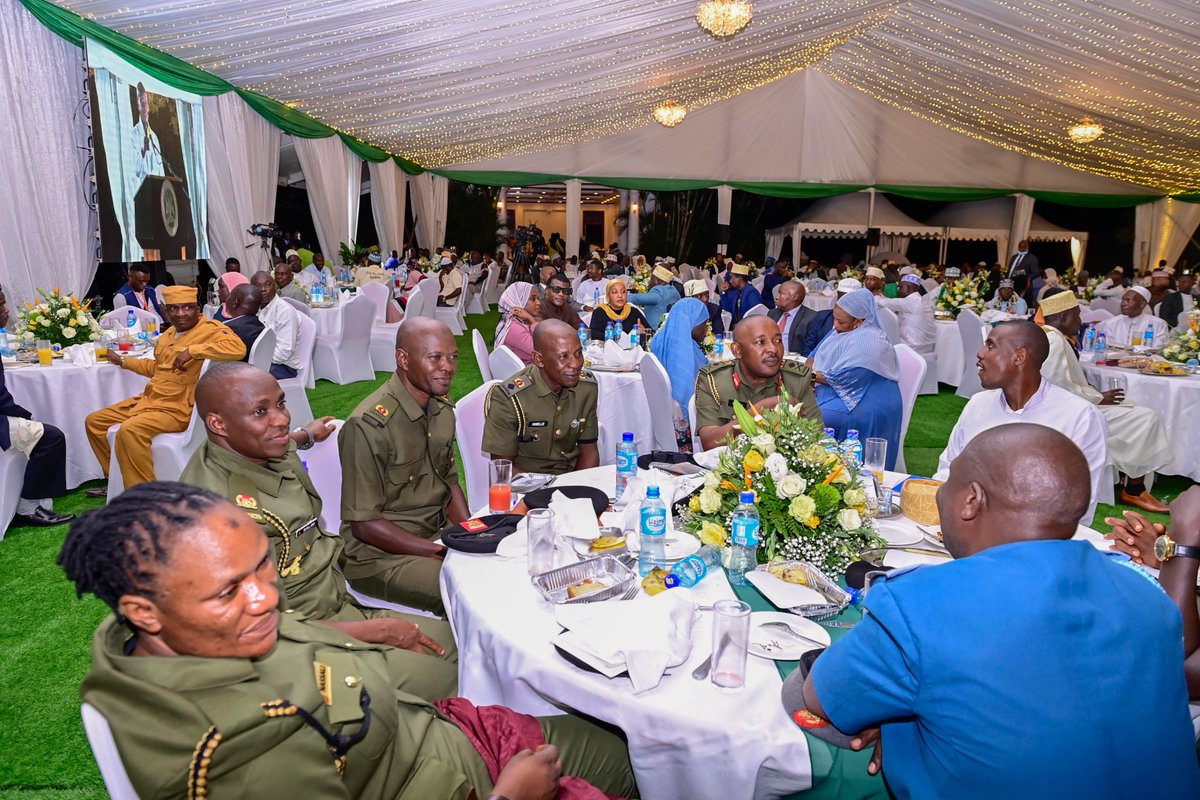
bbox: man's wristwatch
[1153,534,1200,564]
[294,427,315,450]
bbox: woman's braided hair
[58,481,226,617]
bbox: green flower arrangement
[936,276,989,318]
[15,289,102,348]
[1161,312,1200,364]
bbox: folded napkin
[554,588,695,693]
[618,468,705,532]
[62,344,97,367]
[549,492,602,541]
[340,290,352,302]
[602,339,641,368]
[979,309,1015,324]
[495,519,528,560]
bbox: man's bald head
[532,319,584,390]
[196,361,270,419]
[936,423,1090,559]
[394,317,457,399]
[395,316,454,353]
[733,315,777,347]
[227,284,262,316]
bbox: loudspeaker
[715,224,730,245]
[866,227,881,246]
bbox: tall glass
[488,459,513,513]
[526,508,556,575]
[36,339,53,367]
[864,438,887,486]
[711,599,751,690]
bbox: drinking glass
[526,508,556,575]
[1131,330,1143,347]
[488,458,513,513]
[36,339,53,367]
[711,599,751,691]
[864,438,887,486]
[1106,375,1127,402]
[93,338,108,358]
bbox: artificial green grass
[0,312,1190,798]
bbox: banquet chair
[954,308,986,399]
[751,277,765,293]
[99,307,159,332]
[278,314,317,426]
[81,703,137,800]
[639,353,680,452]
[247,328,276,373]
[0,448,29,539]
[488,345,524,382]
[1079,307,1113,324]
[312,295,375,385]
[360,282,403,371]
[472,329,494,382]
[435,289,466,336]
[416,279,440,320]
[742,304,768,319]
[299,419,344,534]
[687,396,700,452]
[1091,296,1122,317]
[893,344,928,473]
[282,296,311,317]
[111,293,126,309]
[455,379,499,513]
[485,268,504,306]
[106,361,214,499]
[878,307,902,345]
[402,285,426,320]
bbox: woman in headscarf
[588,279,649,341]
[649,298,712,452]
[1035,268,1062,302]
[495,283,542,364]
[212,272,249,321]
[809,288,903,469]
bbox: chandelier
[1067,117,1104,144]
[654,101,687,128]
[696,0,753,39]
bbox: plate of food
[1140,362,1191,377]
[1117,356,1152,370]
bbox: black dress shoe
[11,507,76,527]
[84,487,108,498]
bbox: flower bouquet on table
[935,276,989,318]
[631,263,653,293]
[679,394,884,577]
[1161,311,1200,364]
[15,289,102,348]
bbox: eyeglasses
[546,285,572,295]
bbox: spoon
[758,621,825,647]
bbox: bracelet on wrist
[294,427,315,450]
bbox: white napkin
[979,309,1014,324]
[549,491,602,541]
[340,290,352,302]
[618,468,686,532]
[554,588,695,693]
[62,344,97,367]
[602,340,642,368]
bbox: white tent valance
[927,197,1089,244]
[766,191,943,240]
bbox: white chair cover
[687,395,700,452]
[301,419,344,534]
[358,282,390,323]
[403,285,426,320]
[455,379,499,513]
[361,282,402,371]
[0,448,28,539]
[435,285,466,335]
[282,296,312,317]
[488,345,524,382]
[893,344,928,473]
[751,276,765,292]
[312,295,376,385]
[955,308,986,399]
[472,329,494,382]
[247,328,276,373]
[111,293,127,309]
[639,353,679,452]
[742,304,768,319]
[1079,307,1114,324]
[878,307,902,345]
[485,265,504,306]
[81,704,138,800]
[1091,296,1122,316]
[279,313,316,425]
[416,279,439,320]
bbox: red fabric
[435,697,622,800]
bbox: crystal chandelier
[653,101,687,128]
[1067,117,1104,144]
[696,0,753,39]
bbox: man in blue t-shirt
[798,423,1199,799]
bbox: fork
[758,621,825,647]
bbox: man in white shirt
[129,83,163,189]
[1093,266,1127,299]
[985,279,1028,316]
[1037,289,1171,513]
[436,255,463,306]
[302,252,334,284]
[249,270,303,380]
[1095,286,1168,347]
[577,260,611,312]
[935,320,1107,525]
[877,274,937,351]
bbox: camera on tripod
[246,222,281,251]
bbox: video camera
[246,222,282,251]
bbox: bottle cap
[847,429,860,438]
[622,432,634,442]
[739,491,755,504]
[663,573,682,589]
[646,485,661,498]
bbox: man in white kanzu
[130,82,163,189]
[1037,289,1171,514]
[936,320,1107,525]
[875,274,936,352]
[1095,286,1169,348]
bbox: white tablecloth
[7,360,148,488]
[934,320,964,385]
[1082,364,1200,481]
[593,370,655,464]
[802,292,836,312]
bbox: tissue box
[900,479,942,525]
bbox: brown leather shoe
[1119,489,1170,514]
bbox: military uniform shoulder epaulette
[362,392,400,428]
[698,360,735,377]
[781,359,811,375]
[499,370,534,398]
[697,360,732,401]
[433,393,455,408]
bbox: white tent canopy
[927,197,1089,268]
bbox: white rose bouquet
[15,288,102,348]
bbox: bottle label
[641,511,666,536]
[731,517,759,547]
[616,450,637,474]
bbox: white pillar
[496,188,508,256]
[716,185,733,255]
[565,179,582,260]
[628,190,640,254]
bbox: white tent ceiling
[927,197,1088,243]
[767,191,941,239]
[49,0,1200,193]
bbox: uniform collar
[529,364,562,398]
[387,373,447,421]
[200,439,285,496]
[732,363,782,392]
[97,615,260,691]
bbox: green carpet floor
[0,311,1191,799]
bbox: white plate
[692,446,726,471]
[748,611,831,660]
[881,548,951,569]
[874,519,923,547]
[626,530,699,562]
[744,568,828,609]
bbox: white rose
[765,452,788,482]
[76,316,88,327]
[21,331,34,341]
[775,473,808,499]
[699,488,722,514]
[62,326,77,339]
[750,433,776,454]
[56,308,71,318]
[837,508,862,531]
[703,471,722,490]
[842,487,867,507]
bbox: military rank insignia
[513,377,526,389]
[374,404,389,417]
[235,494,258,509]
[731,372,742,390]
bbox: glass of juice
[488,458,513,513]
[36,340,53,366]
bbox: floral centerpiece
[15,289,102,348]
[1161,311,1200,364]
[935,276,989,318]
[680,395,883,576]
[631,262,653,293]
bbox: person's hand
[105,351,123,366]
[513,307,535,324]
[172,348,193,371]
[306,416,337,444]
[1100,389,1124,405]
[492,746,561,800]
[373,618,446,655]
[1103,509,1165,568]
[1169,486,1200,548]
[850,727,883,776]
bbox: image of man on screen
[130,82,164,188]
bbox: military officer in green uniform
[694,315,822,450]
[180,362,458,700]
[483,319,600,475]
[61,483,639,800]
[338,318,468,616]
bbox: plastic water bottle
[1083,323,1096,352]
[1143,325,1155,350]
[615,432,638,503]
[714,334,725,359]
[638,486,668,576]
[822,426,839,452]
[664,546,723,588]
[605,321,615,342]
[0,328,8,356]
[126,309,136,331]
[629,327,640,349]
[843,429,863,468]
[1095,332,1108,364]
[578,323,589,348]
[727,491,760,586]
[592,288,600,308]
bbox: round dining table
[933,319,964,385]
[442,465,1112,800]
[7,358,149,487]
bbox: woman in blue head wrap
[649,298,712,452]
[810,288,903,469]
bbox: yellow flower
[806,515,821,529]
[689,495,702,512]
[699,522,727,548]
[744,450,765,473]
